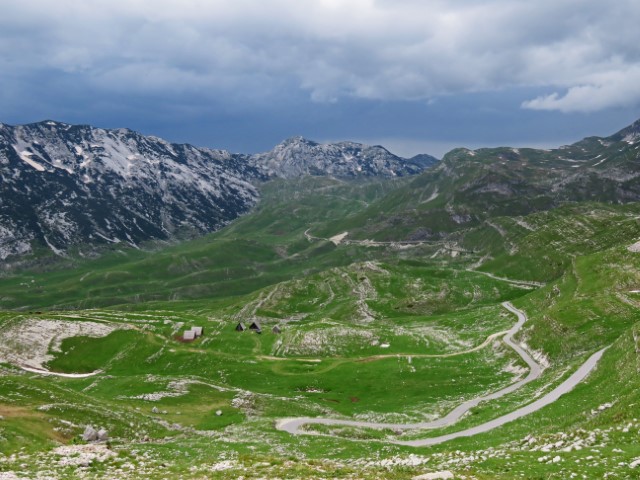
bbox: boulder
[97,428,109,441]
[413,472,454,480]
[82,425,99,442]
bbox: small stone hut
[249,321,261,332]
[183,330,196,341]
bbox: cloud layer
[1,0,639,114]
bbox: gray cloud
[522,66,640,112]
[1,0,639,113]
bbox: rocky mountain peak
[609,119,640,144]
[277,136,318,148]
[248,137,433,179]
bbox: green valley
[1,124,640,479]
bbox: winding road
[19,365,103,378]
[466,269,546,288]
[276,302,607,446]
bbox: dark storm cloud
[1,0,639,155]
[3,0,640,108]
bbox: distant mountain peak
[248,137,435,179]
[0,120,438,262]
[278,136,318,147]
[610,118,640,143]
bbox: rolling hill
[0,119,640,479]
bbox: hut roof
[183,330,196,341]
[235,322,246,331]
[249,321,261,331]
[191,326,203,337]
[272,325,281,334]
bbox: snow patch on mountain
[13,147,46,171]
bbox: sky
[1,0,640,158]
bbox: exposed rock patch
[0,318,127,370]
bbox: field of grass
[1,176,640,478]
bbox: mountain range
[2,118,639,265]
[1,119,640,479]
[0,120,436,263]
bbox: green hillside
[1,126,640,478]
[1,231,639,478]
[0,177,411,310]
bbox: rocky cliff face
[0,121,260,260]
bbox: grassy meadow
[1,177,640,478]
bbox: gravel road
[276,302,607,447]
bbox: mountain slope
[0,122,436,264]
[316,119,640,243]
[0,121,261,262]
[0,176,407,309]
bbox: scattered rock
[152,407,159,414]
[216,410,223,416]
[53,444,116,466]
[628,241,640,253]
[82,425,99,442]
[413,471,454,480]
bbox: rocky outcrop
[82,425,108,442]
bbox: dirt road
[276,303,606,447]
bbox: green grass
[46,330,146,373]
[2,177,640,477]
[520,245,640,362]
[0,177,415,310]
[469,203,640,282]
